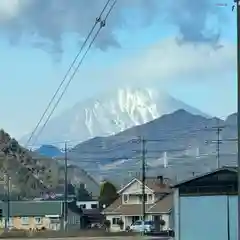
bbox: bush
[103,219,111,231]
[159,219,165,226]
[117,219,124,230]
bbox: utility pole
[63,141,68,231]
[141,137,146,234]
[235,0,240,238]
[4,173,10,232]
[216,125,223,169]
[3,152,10,232]
[7,174,10,232]
[205,123,225,169]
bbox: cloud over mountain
[0,0,225,53]
[100,38,236,84]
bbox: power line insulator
[100,20,106,27]
[96,17,101,23]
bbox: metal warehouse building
[173,167,237,240]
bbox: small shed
[172,167,237,240]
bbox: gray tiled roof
[0,201,63,217]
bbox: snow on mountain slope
[20,87,209,146]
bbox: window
[91,204,98,209]
[139,194,147,203]
[133,220,142,225]
[35,217,42,225]
[123,194,129,203]
[21,217,29,225]
[80,204,86,209]
[148,194,153,202]
[132,216,140,224]
[112,217,120,225]
[69,216,79,225]
[145,220,154,225]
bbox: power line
[26,117,235,149]
[205,122,225,169]
[205,121,237,168]
[25,0,117,147]
[32,1,117,147]
[26,123,223,148]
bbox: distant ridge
[66,110,237,185]
[35,145,63,158]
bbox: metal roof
[0,200,63,217]
[172,166,238,188]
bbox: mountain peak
[20,87,209,146]
[171,109,194,117]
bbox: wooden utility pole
[3,152,10,232]
[141,137,146,224]
[235,1,240,239]
[63,141,68,231]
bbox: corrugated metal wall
[179,196,237,240]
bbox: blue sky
[0,0,237,138]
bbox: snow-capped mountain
[20,87,209,146]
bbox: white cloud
[0,0,223,53]
[109,39,236,83]
[0,0,22,20]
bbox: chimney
[157,176,163,184]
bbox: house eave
[172,167,238,188]
[103,209,172,216]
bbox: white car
[129,220,155,233]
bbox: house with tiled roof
[0,200,82,231]
[102,176,173,232]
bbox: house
[76,200,99,210]
[0,200,82,231]
[76,182,99,210]
[102,176,173,232]
[81,208,104,228]
[173,166,238,240]
[75,184,102,227]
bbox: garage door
[180,196,237,240]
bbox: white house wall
[106,215,121,232]
[122,180,152,195]
[161,214,170,231]
[76,201,98,209]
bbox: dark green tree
[99,180,118,208]
[76,183,92,201]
